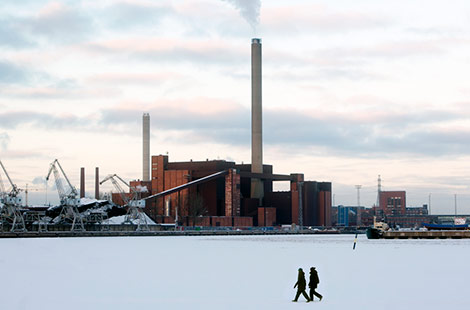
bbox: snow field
[1,234,469,310]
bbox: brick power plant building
[132,155,332,227]
[121,39,332,228]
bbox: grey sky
[1,0,470,212]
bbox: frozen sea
[1,234,468,310]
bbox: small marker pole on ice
[353,233,358,250]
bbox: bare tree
[184,192,207,226]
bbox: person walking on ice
[309,267,323,301]
[292,268,310,302]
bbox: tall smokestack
[251,38,263,200]
[95,167,99,199]
[80,167,85,198]
[143,113,150,181]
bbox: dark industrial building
[132,155,332,227]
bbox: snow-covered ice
[1,234,468,310]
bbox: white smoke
[136,185,148,193]
[222,0,261,30]
[0,132,10,151]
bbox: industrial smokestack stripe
[95,167,99,199]
[80,167,85,198]
[143,113,150,182]
[251,38,263,200]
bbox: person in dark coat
[308,267,323,301]
[293,268,310,302]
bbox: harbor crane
[100,174,149,231]
[0,160,26,232]
[46,159,84,231]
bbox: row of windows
[386,197,403,207]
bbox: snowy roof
[105,213,156,225]
[79,197,108,205]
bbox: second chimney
[251,38,263,201]
[143,113,150,181]
[95,167,99,199]
[80,167,85,198]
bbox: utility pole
[376,175,382,207]
[428,193,431,215]
[454,194,457,216]
[355,185,362,207]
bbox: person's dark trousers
[309,288,323,301]
[294,290,310,301]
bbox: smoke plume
[222,0,261,30]
[0,132,9,151]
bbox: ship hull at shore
[367,229,470,239]
[366,227,383,239]
[422,223,469,230]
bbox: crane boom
[99,174,115,185]
[100,174,132,205]
[99,173,147,231]
[45,159,83,231]
[55,160,78,197]
[0,159,20,196]
[47,163,65,201]
[46,159,79,206]
[114,175,130,188]
[0,159,26,231]
[0,168,5,196]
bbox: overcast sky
[1,0,470,214]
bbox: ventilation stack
[80,167,85,198]
[143,113,150,181]
[251,38,263,201]
[95,167,99,199]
